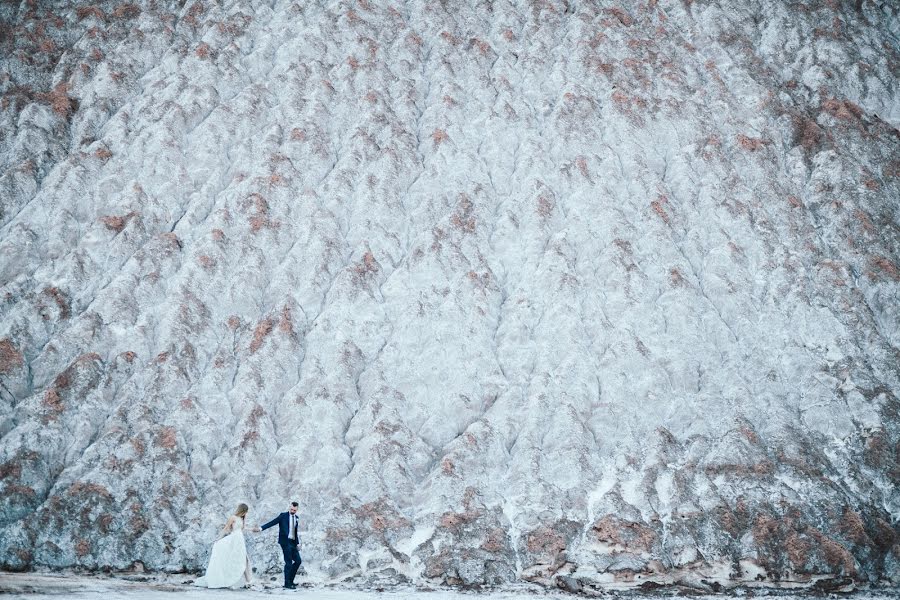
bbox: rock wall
[1,0,898,591]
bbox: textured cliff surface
[1,0,899,592]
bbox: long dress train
[194,516,252,589]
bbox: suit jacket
[261,512,300,545]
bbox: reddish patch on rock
[868,256,900,281]
[439,31,459,46]
[466,270,491,291]
[249,318,274,354]
[715,505,741,537]
[111,3,140,19]
[591,515,657,552]
[14,548,33,567]
[154,426,177,450]
[277,305,294,334]
[0,460,22,480]
[40,287,70,319]
[266,172,288,189]
[450,194,476,233]
[130,438,146,457]
[76,6,106,21]
[370,513,392,532]
[4,484,35,498]
[36,82,76,118]
[536,194,554,219]
[240,429,259,449]
[575,156,589,178]
[611,89,630,107]
[160,232,182,250]
[246,192,280,231]
[470,38,491,55]
[739,423,760,444]
[651,194,670,225]
[424,547,453,580]
[439,511,473,529]
[126,501,150,537]
[353,251,379,280]
[74,539,91,557]
[441,457,455,475]
[0,339,24,374]
[481,527,507,552]
[752,513,783,546]
[786,531,810,568]
[97,513,114,533]
[706,460,774,477]
[247,404,265,425]
[791,114,826,152]
[348,497,412,537]
[525,525,566,555]
[839,506,869,545]
[41,388,63,421]
[604,7,634,26]
[883,159,900,179]
[610,89,647,124]
[100,212,135,233]
[822,98,863,121]
[431,128,449,146]
[810,528,857,575]
[68,481,113,500]
[737,134,767,151]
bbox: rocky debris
[0,0,899,592]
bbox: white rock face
[1,0,898,592]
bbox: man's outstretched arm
[260,514,281,531]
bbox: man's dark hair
[291,501,299,507]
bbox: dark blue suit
[261,512,302,586]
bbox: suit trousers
[280,540,301,586]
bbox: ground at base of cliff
[1,572,899,600]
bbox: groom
[260,501,303,589]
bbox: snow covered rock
[0,0,898,591]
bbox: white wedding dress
[194,516,252,589]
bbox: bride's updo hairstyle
[235,503,249,518]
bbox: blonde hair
[235,503,249,518]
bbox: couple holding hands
[194,501,303,590]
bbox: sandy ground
[1,572,900,600]
[0,572,554,599]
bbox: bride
[194,503,261,589]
